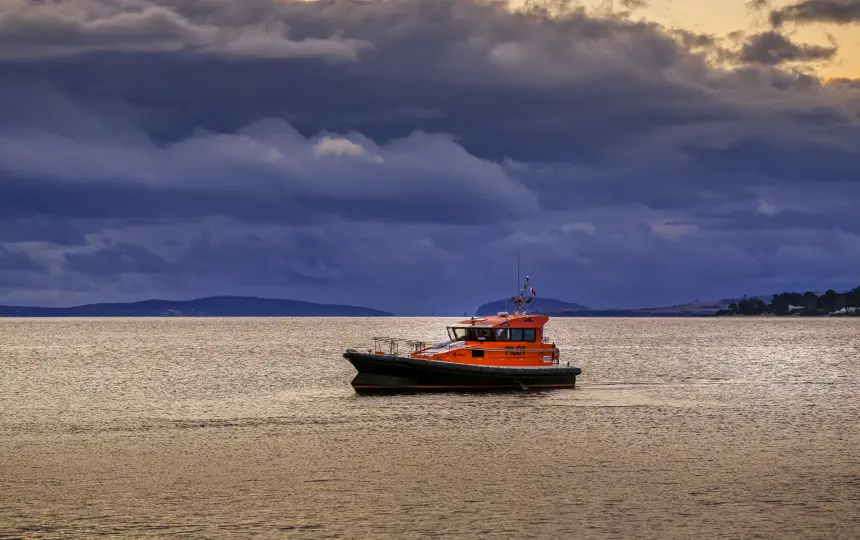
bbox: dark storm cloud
[0,0,368,60]
[700,209,860,233]
[0,116,537,226]
[0,0,741,163]
[1,0,857,218]
[0,217,88,245]
[63,242,174,275]
[770,0,860,26]
[176,228,345,286]
[739,31,837,64]
[1,0,860,310]
[683,137,860,182]
[55,230,340,285]
[747,0,771,10]
[0,245,47,272]
[620,0,649,8]
[825,76,860,89]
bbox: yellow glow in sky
[513,0,860,78]
[641,0,859,78]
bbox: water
[1,318,859,539]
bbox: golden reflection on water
[1,318,859,538]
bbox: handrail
[371,336,559,356]
[414,346,554,354]
[372,336,428,355]
[372,337,428,347]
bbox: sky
[0,0,859,315]
[633,0,860,78]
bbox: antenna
[511,248,534,316]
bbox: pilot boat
[343,276,582,394]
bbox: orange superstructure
[408,313,560,367]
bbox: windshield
[448,327,469,341]
[447,327,537,342]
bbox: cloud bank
[1,0,859,313]
[0,0,369,60]
[770,0,860,26]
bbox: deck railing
[371,336,558,357]
[372,337,428,356]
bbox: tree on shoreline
[717,287,860,316]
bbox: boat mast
[514,248,519,316]
[511,249,535,315]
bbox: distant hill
[475,297,738,317]
[717,296,772,305]
[0,296,393,317]
[475,297,589,316]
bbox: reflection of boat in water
[343,276,582,394]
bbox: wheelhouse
[358,276,564,369]
[447,325,538,343]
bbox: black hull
[343,350,582,394]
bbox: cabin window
[471,349,485,358]
[495,328,536,341]
[449,327,470,341]
[474,328,492,340]
[448,327,498,341]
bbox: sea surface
[1,317,859,539]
